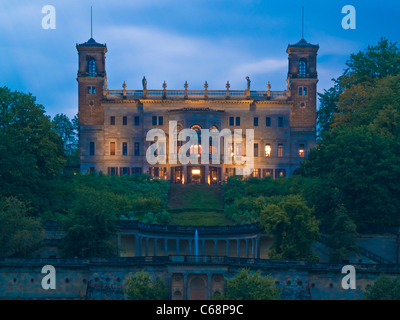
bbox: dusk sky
[0,0,399,119]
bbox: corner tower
[287,39,319,129]
[76,38,107,125]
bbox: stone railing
[2,256,400,273]
[104,89,288,100]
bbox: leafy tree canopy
[363,274,400,300]
[124,271,169,300]
[216,268,280,300]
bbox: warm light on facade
[192,169,201,175]
[265,144,271,157]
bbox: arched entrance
[189,276,206,300]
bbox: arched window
[190,124,202,156]
[209,125,219,155]
[299,59,307,77]
[88,59,96,76]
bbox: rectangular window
[133,167,142,175]
[89,141,95,156]
[121,167,130,175]
[299,143,305,158]
[110,142,115,155]
[276,169,286,178]
[134,142,140,156]
[303,87,307,95]
[110,116,115,125]
[265,144,271,157]
[134,116,140,126]
[254,117,258,127]
[278,117,284,127]
[254,143,259,157]
[266,117,271,127]
[158,116,163,126]
[264,169,273,177]
[229,117,234,126]
[109,167,116,176]
[278,144,284,157]
[123,116,127,126]
[122,142,128,156]
[87,86,91,94]
[299,87,303,96]
[236,117,240,126]
[253,168,259,178]
[92,86,96,94]
[152,116,157,126]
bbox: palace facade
[77,37,319,183]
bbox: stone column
[184,274,188,300]
[145,237,149,256]
[236,239,240,258]
[245,239,249,258]
[256,237,260,259]
[164,238,168,256]
[154,238,158,256]
[214,240,218,256]
[252,238,255,258]
[117,234,121,257]
[207,274,212,300]
[226,240,230,257]
[135,235,139,257]
[139,237,143,256]
[176,239,180,255]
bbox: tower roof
[77,37,106,48]
[288,38,319,49]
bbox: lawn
[167,184,233,226]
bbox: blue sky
[0,0,399,119]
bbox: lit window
[265,144,271,157]
[299,144,305,158]
[87,86,91,94]
[110,142,115,155]
[278,144,284,157]
[253,168,259,178]
[303,87,307,95]
[92,86,96,94]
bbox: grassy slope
[167,184,233,226]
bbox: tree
[216,269,280,300]
[124,271,169,300]
[62,188,118,258]
[0,197,44,257]
[326,203,359,262]
[0,87,65,212]
[260,195,319,261]
[363,274,400,300]
[317,38,400,137]
[302,126,400,230]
